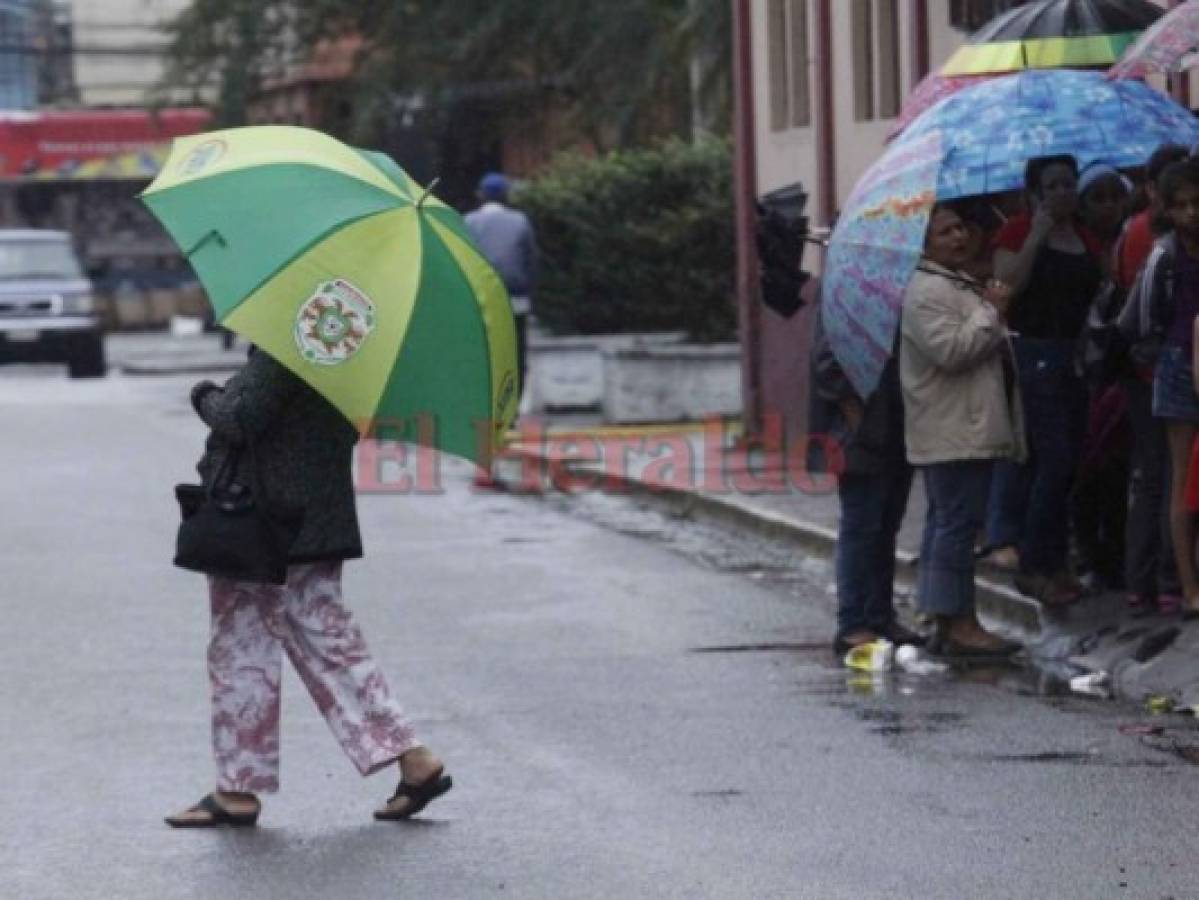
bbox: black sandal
[165,793,260,829]
[374,769,453,821]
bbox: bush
[515,138,736,342]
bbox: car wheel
[68,333,106,378]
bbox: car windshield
[0,240,81,279]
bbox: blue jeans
[1125,377,1178,596]
[835,456,913,636]
[985,338,1086,575]
[919,460,993,618]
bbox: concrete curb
[116,356,244,376]
[496,444,1044,638]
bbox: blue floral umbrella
[821,132,943,399]
[824,68,1199,397]
[900,68,1199,200]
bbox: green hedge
[515,138,736,342]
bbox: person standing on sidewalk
[465,172,539,402]
[1123,158,1199,618]
[900,204,1025,657]
[985,155,1103,606]
[808,308,921,657]
[166,348,452,828]
[1116,144,1188,616]
[1070,163,1134,594]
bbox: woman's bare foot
[374,747,451,819]
[165,791,260,827]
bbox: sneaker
[879,621,927,647]
[1156,593,1182,615]
[1127,592,1153,618]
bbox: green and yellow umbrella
[141,125,517,466]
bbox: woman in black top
[985,155,1103,606]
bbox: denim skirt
[1153,344,1199,424]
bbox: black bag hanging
[173,416,303,585]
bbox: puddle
[975,751,1169,769]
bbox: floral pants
[207,561,420,793]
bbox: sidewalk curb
[497,444,1044,638]
[117,358,244,376]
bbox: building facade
[68,0,188,107]
[749,0,1184,231]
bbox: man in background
[466,172,539,403]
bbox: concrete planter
[601,343,742,424]
[527,331,686,411]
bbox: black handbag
[173,425,303,585]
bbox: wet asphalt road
[3,363,1199,899]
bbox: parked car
[0,229,105,378]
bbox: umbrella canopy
[942,0,1163,76]
[886,72,994,142]
[826,68,1199,397]
[900,69,1199,201]
[820,131,943,398]
[1109,0,1199,80]
[141,126,518,467]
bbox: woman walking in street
[984,155,1104,606]
[165,348,452,827]
[900,204,1024,657]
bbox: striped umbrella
[141,125,517,466]
[942,0,1163,76]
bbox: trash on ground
[1146,695,1175,715]
[895,643,949,675]
[1069,671,1113,699]
[1117,723,1165,736]
[844,639,894,673]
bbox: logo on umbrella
[178,139,227,177]
[294,278,376,366]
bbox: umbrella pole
[417,177,441,208]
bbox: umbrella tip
[417,177,441,209]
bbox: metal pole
[731,0,762,435]
[815,0,836,225]
[909,0,929,85]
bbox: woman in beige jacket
[900,204,1026,657]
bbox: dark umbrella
[942,0,1163,75]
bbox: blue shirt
[464,202,539,299]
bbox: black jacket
[806,305,907,476]
[193,348,363,563]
